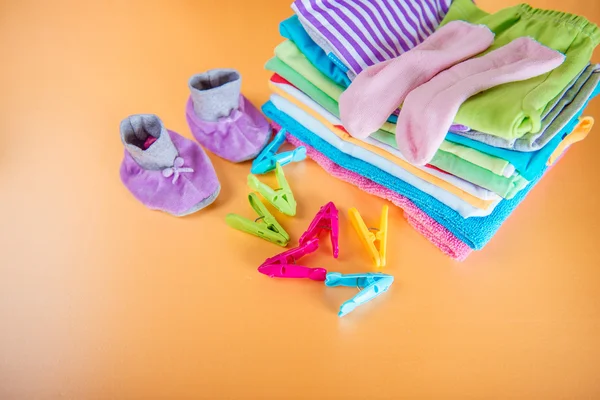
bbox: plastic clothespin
[348,205,388,268]
[299,202,339,258]
[248,162,296,216]
[225,193,290,247]
[258,237,327,281]
[325,272,394,317]
[251,128,307,174]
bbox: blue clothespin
[251,128,306,174]
[325,272,394,317]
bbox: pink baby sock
[339,21,494,139]
[395,37,565,165]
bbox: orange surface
[1,0,600,398]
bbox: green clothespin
[247,162,297,216]
[225,193,290,246]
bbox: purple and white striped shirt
[292,0,452,78]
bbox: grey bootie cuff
[188,69,241,121]
[120,114,178,170]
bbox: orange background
[1,0,600,398]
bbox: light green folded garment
[439,142,512,177]
[441,0,600,140]
[266,53,529,199]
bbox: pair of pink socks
[396,37,565,164]
[339,21,565,165]
[340,21,494,139]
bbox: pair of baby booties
[120,69,271,216]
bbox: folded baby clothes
[445,81,600,180]
[271,79,525,202]
[278,125,473,261]
[120,114,220,216]
[441,0,600,140]
[268,58,511,176]
[447,63,589,148]
[270,75,507,188]
[271,89,501,206]
[185,69,271,163]
[291,0,452,78]
[270,80,501,203]
[456,67,600,151]
[270,94,500,218]
[268,42,598,182]
[340,21,494,139]
[270,74,512,179]
[395,37,565,165]
[266,60,530,199]
[262,100,584,250]
[280,15,351,87]
[270,41,519,175]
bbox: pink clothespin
[299,202,339,258]
[258,238,327,281]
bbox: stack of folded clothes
[262,0,599,260]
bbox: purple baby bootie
[120,114,220,216]
[185,69,271,163]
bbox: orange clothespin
[547,117,594,166]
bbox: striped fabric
[292,0,452,77]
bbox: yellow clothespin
[348,205,388,268]
[547,116,594,166]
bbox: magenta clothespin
[299,202,339,258]
[258,238,327,281]
[258,264,327,281]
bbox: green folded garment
[441,0,600,140]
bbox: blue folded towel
[263,101,582,250]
